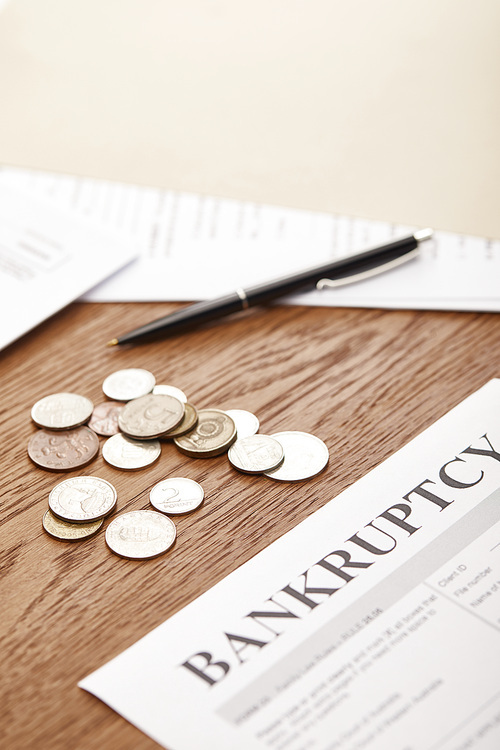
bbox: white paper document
[80,379,500,749]
[0,185,136,350]
[1,166,499,311]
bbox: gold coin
[42,509,103,541]
[174,409,236,457]
[161,403,198,439]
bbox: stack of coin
[29,392,99,471]
[98,373,245,467]
[99,369,212,468]
[174,409,236,458]
[227,431,329,480]
[30,367,329,558]
[228,434,284,474]
[41,471,207,560]
[42,476,117,542]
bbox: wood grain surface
[1,300,499,749]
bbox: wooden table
[2,300,498,749]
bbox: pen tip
[107,338,119,347]
[414,228,433,242]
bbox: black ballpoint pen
[107,228,433,346]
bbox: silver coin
[49,476,117,523]
[174,409,237,457]
[152,384,188,403]
[225,409,260,438]
[264,431,329,481]
[105,510,176,559]
[118,393,184,439]
[31,392,94,430]
[102,368,156,401]
[228,434,284,474]
[102,433,161,470]
[150,477,204,515]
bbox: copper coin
[89,401,123,436]
[27,426,99,471]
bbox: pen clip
[316,247,420,290]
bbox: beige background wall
[0,0,498,237]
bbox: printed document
[80,379,500,749]
[1,166,499,311]
[0,185,136,350]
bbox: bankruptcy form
[1,166,499,311]
[80,379,500,750]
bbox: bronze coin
[28,426,99,471]
[89,401,123,436]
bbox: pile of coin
[43,476,116,542]
[41,473,205,559]
[29,367,329,558]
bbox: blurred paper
[0,185,137,350]
[1,166,499,311]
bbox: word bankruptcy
[181,433,500,686]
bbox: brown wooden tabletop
[2,300,499,749]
